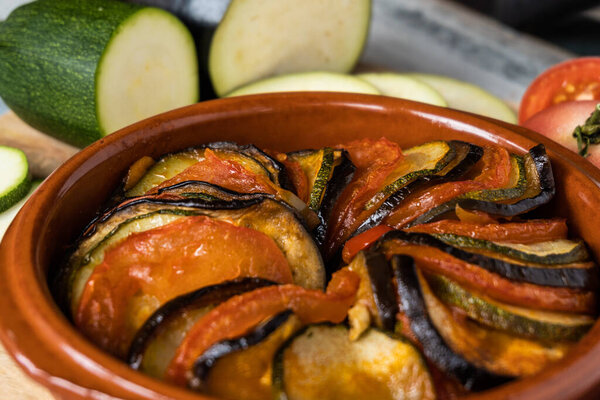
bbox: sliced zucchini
[428,274,594,342]
[353,141,483,237]
[417,265,571,378]
[226,72,380,97]
[377,230,598,290]
[434,234,590,265]
[128,278,275,379]
[347,251,398,334]
[210,0,371,96]
[125,143,275,197]
[57,197,325,316]
[356,73,447,107]
[0,146,31,212]
[193,311,303,399]
[407,73,517,124]
[272,325,436,400]
[409,144,555,225]
[461,154,527,202]
[392,254,513,391]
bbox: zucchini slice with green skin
[0,0,198,147]
[272,325,436,400]
[428,274,594,342]
[191,310,303,397]
[414,260,571,378]
[57,197,325,316]
[461,154,527,202]
[378,230,598,289]
[125,143,276,197]
[127,278,275,378]
[352,141,483,239]
[434,234,590,265]
[0,146,31,213]
[392,255,513,391]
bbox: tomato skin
[342,225,392,263]
[519,57,600,123]
[75,216,293,357]
[166,268,359,385]
[523,100,600,166]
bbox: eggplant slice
[375,230,598,290]
[56,196,325,316]
[272,324,436,400]
[127,278,275,378]
[392,255,513,391]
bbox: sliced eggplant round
[272,324,436,400]
[127,278,275,378]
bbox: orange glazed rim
[1,92,600,400]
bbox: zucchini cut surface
[210,0,371,96]
[0,146,31,213]
[273,325,435,400]
[357,73,447,107]
[428,274,594,342]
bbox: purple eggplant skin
[122,0,231,99]
[364,250,399,332]
[392,254,513,392]
[127,278,275,370]
[191,310,293,388]
[376,230,598,290]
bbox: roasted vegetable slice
[58,197,325,320]
[194,311,303,399]
[378,230,598,290]
[434,234,589,265]
[352,141,482,236]
[156,180,273,202]
[378,234,596,313]
[347,251,398,335]
[416,261,571,378]
[272,325,436,400]
[128,278,275,378]
[166,268,360,386]
[428,274,594,342]
[393,254,514,391]
[460,154,527,202]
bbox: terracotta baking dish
[1,92,600,400]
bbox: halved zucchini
[272,325,436,400]
[392,254,513,391]
[192,310,303,399]
[57,197,325,316]
[428,274,594,342]
[380,230,598,290]
[434,234,590,265]
[127,278,275,378]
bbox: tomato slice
[382,241,594,314]
[75,216,293,357]
[342,225,393,263]
[324,138,404,259]
[271,152,309,202]
[519,57,600,123]
[454,204,497,225]
[166,268,360,385]
[149,149,278,195]
[384,145,511,229]
[404,219,567,244]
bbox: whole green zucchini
[0,0,198,147]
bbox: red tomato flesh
[166,268,360,385]
[75,216,293,357]
[519,57,600,123]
